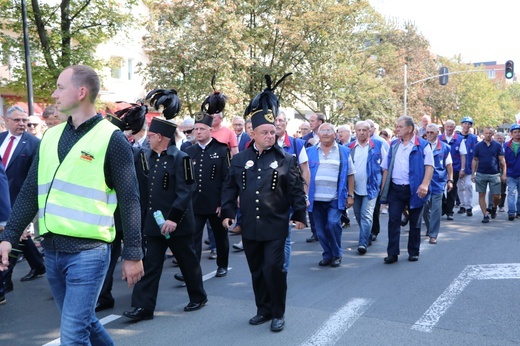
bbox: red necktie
[2,136,15,167]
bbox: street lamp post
[21,0,34,116]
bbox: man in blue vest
[380,116,434,263]
[423,124,453,244]
[457,116,478,216]
[0,65,144,345]
[439,119,466,220]
[307,123,355,267]
[504,124,520,220]
[348,121,385,254]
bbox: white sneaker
[208,250,217,259]
[233,241,244,251]
[381,208,388,214]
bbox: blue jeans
[423,193,443,239]
[507,177,520,216]
[312,199,343,259]
[353,194,377,247]
[45,245,113,346]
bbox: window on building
[128,58,134,80]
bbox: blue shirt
[474,140,504,174]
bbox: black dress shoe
[270,317,285,332]
[384,255,398,264]
[249,314,272,325]
[318,259,332,266]
[215,267,227,277]
[21,267,46,282]
[330,258,342,267]
[184,298,207,312]
[306,235,318,243]
[95,300,115,312]
[408,255,419,262]
[3,281,13,293]
[174,273,185,282]
[123,307,154,321]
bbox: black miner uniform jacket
[221,143,307,241]
[185,139,230,215]
[144,144,195,237]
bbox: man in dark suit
[123,112,207,321]
[185,112,230,277]
[301,113,325,148]
[0,106,45,292]
[232,116,251,152]
[221,75,307,332]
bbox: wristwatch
[347,194,354,199]
[447,180,454,183]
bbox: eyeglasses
[9,118,28,123]
[425,131,436,134]
[318,129,334,134]
[183,129,194,135]
[27,123,39,128]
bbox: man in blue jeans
[307,123,354,267]
[422,124,453,244]
[0,65,144,345]
[348,121,385,254]
[504,124,520,220]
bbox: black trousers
[3,237,45,287]
[243,237,287,319]
[445,170,460,215]
[371,195,382,236]
[193,213,229,269]
[131,235,206,312]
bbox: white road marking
[301,298,373,346]
[42,268,231,345]
[43,315,121,346]
[412,263,520,333]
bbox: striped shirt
[314,142,354,201]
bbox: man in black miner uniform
[185,111,230,277]
[221,74,307,332]
[96,105,149,312]
[124,91,207,321]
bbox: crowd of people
[1,64,520,344]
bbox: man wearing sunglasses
[27,115,43,139]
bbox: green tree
[0,0,138,102]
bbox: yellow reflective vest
[38,120,118,242]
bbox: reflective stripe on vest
[37,120,118,242]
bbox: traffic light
[505,60,514,79]
[439,67,449,85]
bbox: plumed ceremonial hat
[194,111,213,127]
[149,117,177,138]
[245,73,292,129]
[105,101,147,135]
[201,75,228,115]
[146,88,182,120]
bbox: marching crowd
[0,65,520,345]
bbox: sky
[370,0,519,66]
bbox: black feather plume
[201,74,228,114]
[244,73,292,119]
[145,89,181,120]
[113,102,148,135]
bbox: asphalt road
[1,201,520,346]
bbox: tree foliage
[0,0,138,101]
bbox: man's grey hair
[426,123,439,132]
[181,118,195,128]
[354,121,370,130]
[318,122,336,133]
[6,105,27,117]
[445,119,456,127]
[337,124,351,132]
[233,116,245,124]
[397,115,415,128]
